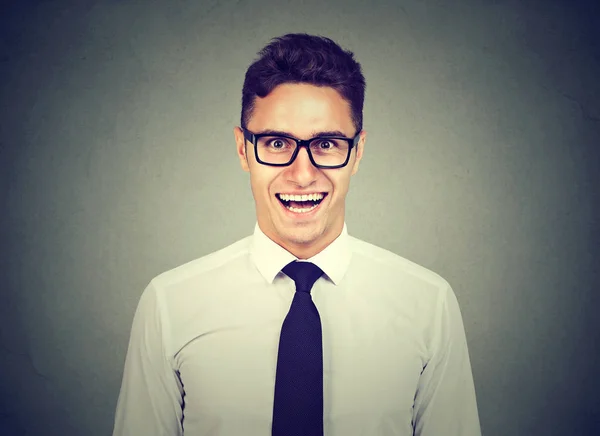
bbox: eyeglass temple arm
[242,128,254,143]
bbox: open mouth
[275,192,328,214]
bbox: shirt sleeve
[112,281,184,436]
[412,283,482,436]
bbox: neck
[261,220,344,260]
[284,235,336,260]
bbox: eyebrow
[254,129,349,138]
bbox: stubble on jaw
[281,228,322,246]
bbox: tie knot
[281,261,324,294]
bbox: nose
[286,146,319,183]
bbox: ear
[350,130,366,176]
[234,126,250,172]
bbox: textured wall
[1,0,598,435]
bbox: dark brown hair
[241,33,366,133]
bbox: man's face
[234,83,366,259]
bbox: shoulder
[348,235,451,294]
[150,234,253,291]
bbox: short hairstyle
[241,33,366,134]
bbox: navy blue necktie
[272,260,325,436]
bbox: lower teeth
[286,203,318,213]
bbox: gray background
[1,0,599,435]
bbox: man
[113,33,481,435]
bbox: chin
[278,223,324,245]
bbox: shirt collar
[250,222,351,286]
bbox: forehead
[249,83,354,137]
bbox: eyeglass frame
[242,127,361,169]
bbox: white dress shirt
[113,222,481,435]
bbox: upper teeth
[278,193,325,202]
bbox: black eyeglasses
[242,128,360,169]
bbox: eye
[268,138,288,149]
[318,139,336,149]
[272,140,283,149]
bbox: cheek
[249,169,278,199]
[331,174,352,198]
